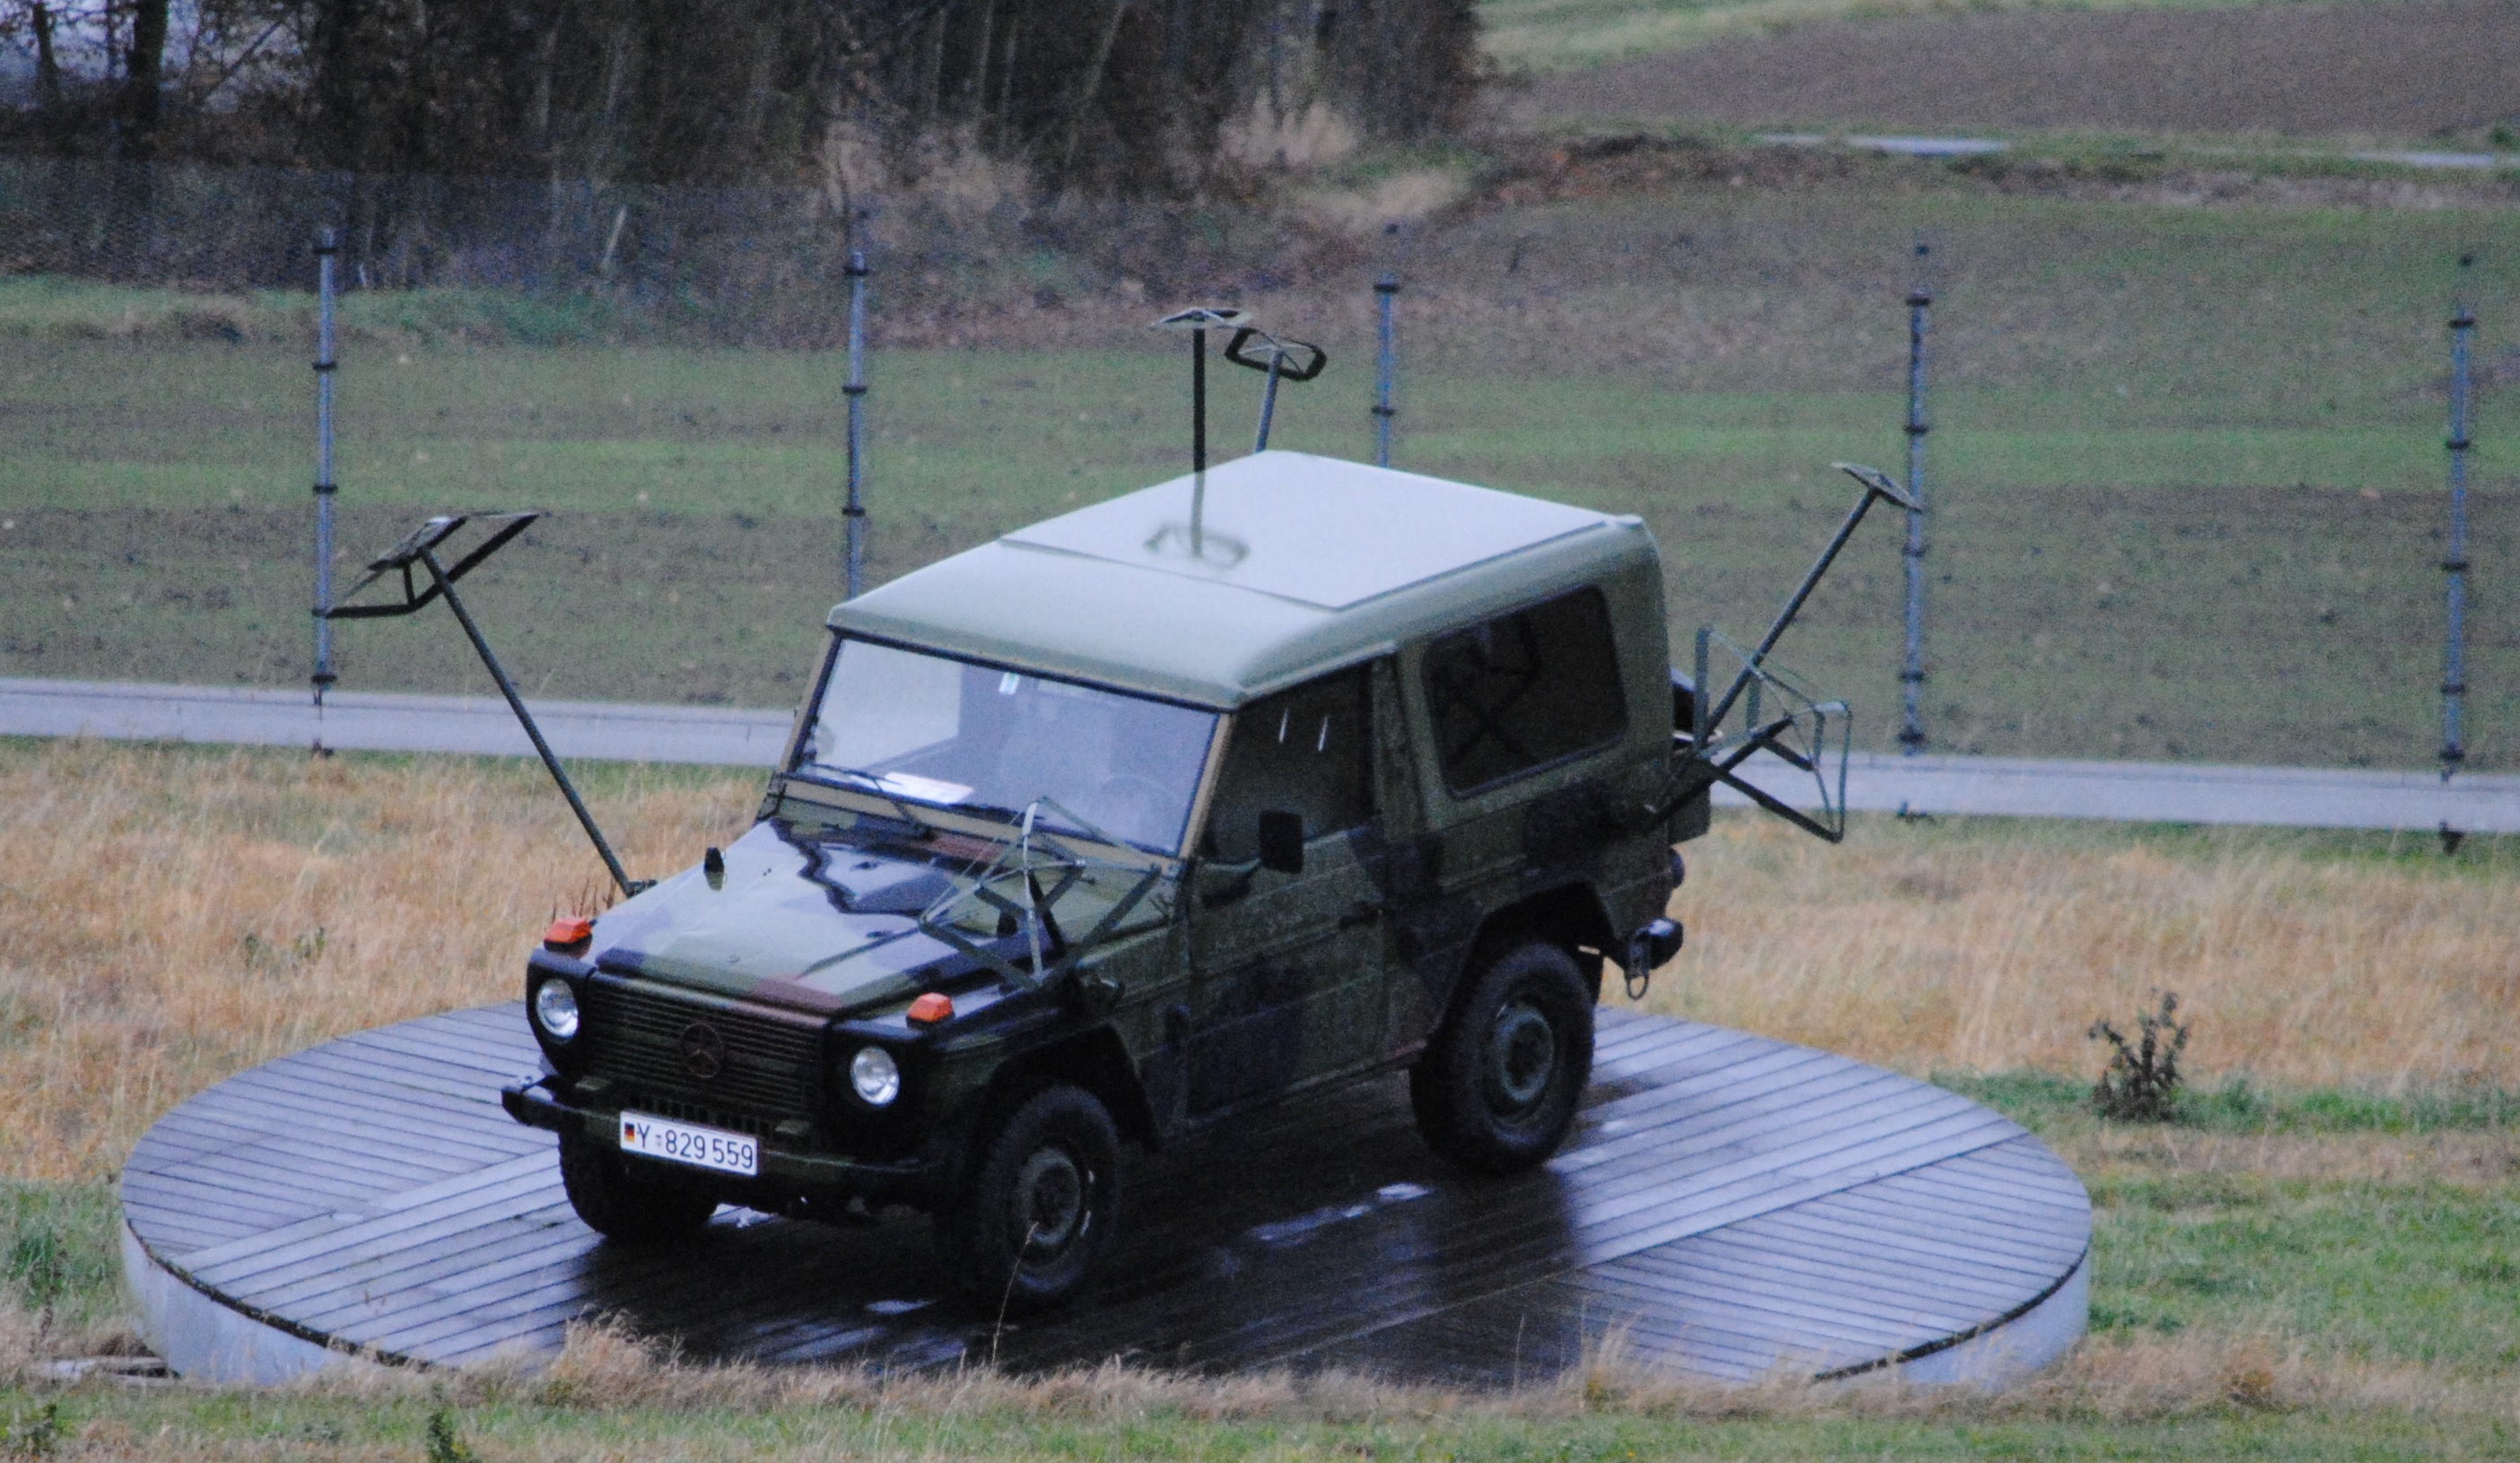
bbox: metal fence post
[311,228,339,709]
[1373,274,1399,467]
[1898,247,1931,755]
[2442,254,2476,780]
[842,249,869,600]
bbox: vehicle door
[1184,665,1387,1116]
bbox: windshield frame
[780,631,1227,860]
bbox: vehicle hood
[584,820,973,1017]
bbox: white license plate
[618,1111,758,1177]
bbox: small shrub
[424,1409,478,1463]
[2,1404,59,1460]
[2090,990,2190,1122]
[2220,1362,2279,1409]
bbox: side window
[1424,588,1626,795]
[1202,666,1374,861]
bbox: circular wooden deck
[120,1006,2090,1386]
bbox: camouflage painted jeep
[501,450,1709,1308]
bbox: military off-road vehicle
[497,448,1905,1308]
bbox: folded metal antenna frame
[917,797,1161,993]
[323,511,649,897]
[1653,463,1919,844]
[1699,464,1919,734]
[1224,325,1327,452]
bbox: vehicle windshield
[794,638,1218,856]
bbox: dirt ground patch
[1504,0,2520,141]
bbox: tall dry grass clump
[1662,815,2520,1091]
[283,1316,2513,1430]
[0,741,755,1181]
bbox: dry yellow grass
[0,1306,2507,1463]
[146,1314,2520,1429]
[0,740,755,1182]
[4,739,2514,1186]
[1661,813,2520,1093]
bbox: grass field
[4,13,2516,1455]
[0,1330,2505,1460]
[1491,0,2520,148]
[1475,0,2322,71]
[4,179,2516,770]
[0,739,2513,1453]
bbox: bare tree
[0,0,1478,191]
[118,0,168,158]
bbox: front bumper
[501,1077,939,1205]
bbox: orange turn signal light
[544,915,595,950]
[907,992,955,1027]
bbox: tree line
[0,0,1480,192]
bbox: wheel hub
[1485,1000,1557,1114]
[1012,1145,1086,1255]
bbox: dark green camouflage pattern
[501,453,1701,1214]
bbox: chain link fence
[0,145,2510,771]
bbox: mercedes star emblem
[677,1021,726,1081]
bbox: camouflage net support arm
[1634,462,1905,849]
[915,801,1169,993]
[1642,702,1851,846]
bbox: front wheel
[1410,941,1594,1174]
[939,1084,1120,1312]
[557,1133,719,1244]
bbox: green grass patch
[2088,1178,2520,1370]
[0,277,638,348]
[1478,0,2331,72]
[0,1182,123,1337]
[1945,1069,2520,1136]
[0,1388,2496,1461]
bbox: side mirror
[1256,810,1305,875]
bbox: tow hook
[1624,918,1683,999]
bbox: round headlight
[532,979,580,1042]
[849,1045,901,1107]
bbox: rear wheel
[939,1084,1120,1312]
[1410,940,1594,1174]
[558,1133,719,1244]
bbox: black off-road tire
[557,1132,720,1244]
[939,1084,1121,1313]
[1410,940,1595,1174]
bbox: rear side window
[1424,588,1626,795]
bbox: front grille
[613,1091,782,1140]
[582,978,822,1119]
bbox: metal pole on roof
[1898,245,1931,756]
[1254,349,1286,452]
[1190,326,1208,555]
[842,249,870,600]
[1155,307,1244,553]
[311,228,339,715]
[1373,274,1399,467]
[2442,253,2476,782]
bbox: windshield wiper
[806,767,937,839]
[955,793,1149,856]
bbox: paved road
[0,676,796,767]
[6,676,2515,834]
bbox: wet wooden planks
[123,1006,2088,1381]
